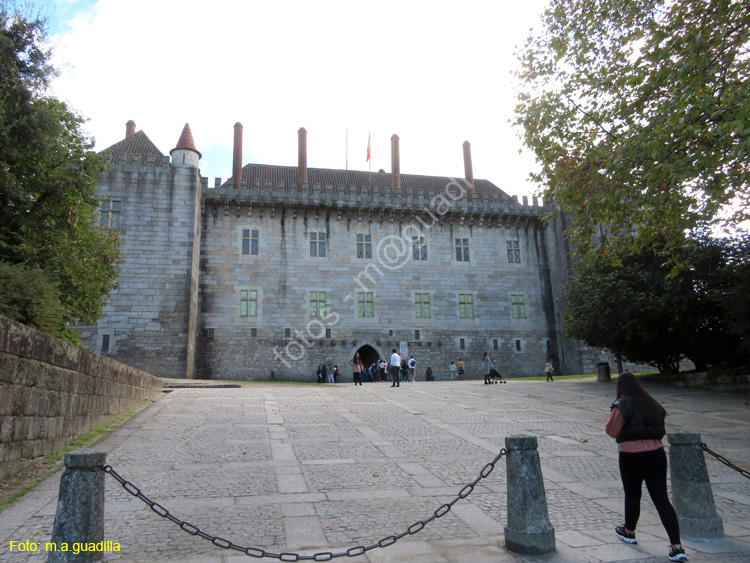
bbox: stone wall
[77,161,202,378]
[0,316,162,480]
[196,199,560,381]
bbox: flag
[366,132,371,162]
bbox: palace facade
[77,121,600,380]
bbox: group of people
[315,364,339,384]
[348,351,418,386]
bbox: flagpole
[346,129,349,188]
[368,130,372,190]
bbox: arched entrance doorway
[354,344,379,382]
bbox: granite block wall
[78,161,202,378]
[196,200,560,380]
[0,316,162,480]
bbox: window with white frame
[310,232,326,257]
[99,199,121,229]
[356,234,372,259]
[242,229,259,255]
[310,291,326,317]
[506,240,521,263]
[358,292,374,317]
[455,238,470,262]
[412,236,427,260]
[415,293,430,318]
[458,294,474,319]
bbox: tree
[514,0,750,259]
[563,235,750,374]
[0,3,119,340]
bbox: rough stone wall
[196,200,560,380]
[78,161,201,378]
[0,316,162,480]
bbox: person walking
[457,358,465,380]
[349,353,363,386]
[449,360,457,380]
[408,356,416,382]
[481,352,494,384]
[544,360,555,382]
[605,372,687,562]
[389,349,401,387]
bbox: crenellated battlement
[200,174,551,224]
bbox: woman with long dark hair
[605,372,687,561]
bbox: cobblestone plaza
[2,380,749,562]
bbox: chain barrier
[701,442,750,479]
[103,447,507,560]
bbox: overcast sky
[35,0,548,198]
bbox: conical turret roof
[171,123,201,157]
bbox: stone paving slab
[1,380,749,562]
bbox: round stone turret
[170,123,201,168]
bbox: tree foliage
[515,0,750,258]
[563,235,750,374]
[0,3,119,340]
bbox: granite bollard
[504,435,555,554]
[668,432,724,539]
[48,449,107,562]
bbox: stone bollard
[48,449,107,562]
[504,435,555,554]
[668,432,724,539]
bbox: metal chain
[103,447,506,560]
[701,443,750,479]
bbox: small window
[240,290,258,317]
[511,294,526,319]
[310,232,326,257]
[251,328,257,338]
[458,294,474,319]
[493,339,499,351]
[415,293,430,318]
[207,328,215,339]
[358,292,374,317]
[389,330,394,337]
[285,328,291,338]
[101,334,110,352]
[507,240,521,263]
[100,200,121,229]
[516,339,522,351]
[455,238,470,262]
[460,338,466,350]
[241,229,259,255]
[415,330,421,341]
[310,291,327,317]
[412,236,427,260]
[356,234,372,259]
[325,328,332,339]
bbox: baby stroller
[488,368,506,384]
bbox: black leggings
[619,448,681,545]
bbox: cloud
[48,0,544,196]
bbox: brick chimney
[463,140,474,201]
[126,120,136,138]
[391,134,401,192]
[233,122,243,190]
[297,127,308,191]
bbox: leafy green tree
[0,3,119,340]
[563,235,749,374]
[515,0,750,259]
